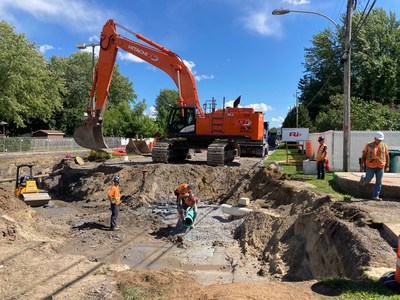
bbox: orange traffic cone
[381,235,400,292]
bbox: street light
[272,8,340,31]
[272,4,353,171]
[76,43,99,110]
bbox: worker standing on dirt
[174,183,195,219]
[108,175,121,231]
[359,131,389,201]
[316,136,327,180]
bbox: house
[0,121,7,136]
[32,130,65,139]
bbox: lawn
[265,144,359,201]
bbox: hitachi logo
[128,45,159,61]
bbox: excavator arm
[74,19,204,150]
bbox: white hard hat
[374,131,384,141]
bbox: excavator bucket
[73,123,108,150]
[126,138,152,156]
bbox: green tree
[351,8,400,104]
[154,89,179,134]
[297,8,400,128]
[0,21,63,134]
[314,95,400,131]
[48,52,136,135]
[282,104,314,131]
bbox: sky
[1,0,399,128]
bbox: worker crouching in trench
[174,183,197,228]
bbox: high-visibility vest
[185,193,196,206]
[365,142,387,168]
[316,143,327,161]
[108,185,121,205]
[175,183,191,196]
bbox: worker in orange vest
[108,175,121,231]
[360,131,389,201]
[174,182,195,220]
[316,136,328,180]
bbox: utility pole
[343,0,353,172]
[295,91,299,128]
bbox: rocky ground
[0,151,398,299]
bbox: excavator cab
[167,106,196,136]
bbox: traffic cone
[380,235,400,292]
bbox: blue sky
[1,0,399,128]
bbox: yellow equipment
[14,164,50,207]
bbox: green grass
[265,144,360,200]
[318,278,400,299]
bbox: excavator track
[207,142,239,166]
[151,141,172,163]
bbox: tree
[299,28,343,120]
[351,8,400,104]
[297,8,400,129]
[154,89,179,134]
[314,95,400,131]
[0,21,63,134]
[282,104,314,131]
[48,52,136,135]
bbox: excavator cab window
[167,106,196,136]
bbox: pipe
[183,208,195,227]
[221,204,252,216]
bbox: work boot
[371,197,382,201]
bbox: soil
[0,152,397,299]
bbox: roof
[32,130,65,136]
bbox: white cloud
[0,0,109,32]
[224,100,272,113]
[144,106,157,119]
[283,0,311,5]
[248,103,273,112]
[183,59,214,82]
[118,52,145,63]
[242,11,282,36]
[271,117,285,123]
[39,44,54,54]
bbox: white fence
[0,137,126,153]
[309,131,400,172]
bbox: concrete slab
[334,172,400,200]
[334,172,400,252]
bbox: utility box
[303,160,318,175]
[389,150,400,173]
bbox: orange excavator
[74,19,267,165]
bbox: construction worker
[316,136,327,180]
[360,131,389,201]
[174,183,195,219]
[108,175,121,231]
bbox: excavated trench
[35,156,395,283]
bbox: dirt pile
[0,153,398,299]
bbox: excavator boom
[74,19,203,150]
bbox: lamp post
[76,43,99,110]
[272,3,353,171]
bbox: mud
[0,152,397,299]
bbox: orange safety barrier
[148,142,153,151]
[396,237,400,283]
[305,140,313,158]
